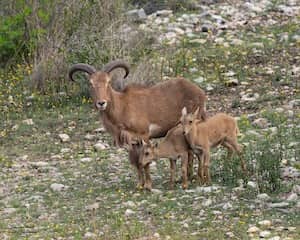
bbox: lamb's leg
[144,164,152,190]
[187,150,194,181]
[225,137,247,174]
[196,153,204,185]
[169,158,177,189]
[181,153,189,189]
[129,147,145,189]
[202,149,211,185]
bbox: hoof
[144,183,152,191]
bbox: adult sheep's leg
[129,147,145,189]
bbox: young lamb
[139,125,194,189]
[181,107,247,184]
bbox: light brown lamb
[139,125,194,190]
[181,107,247,184]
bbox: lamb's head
[69,60,129,111]
[180,106,199,135]
[139,141,158,167]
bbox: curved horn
[102,60,130,79]
[69,64,96,81]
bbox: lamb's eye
[189,120,192,124]
[145,152,149,156]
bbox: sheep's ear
[154,142,158,148]
[141,140,147,146]
[182,107,187,116]
[193,107,200,118]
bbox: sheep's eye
[189,120,192,124]
[145,152,149,156]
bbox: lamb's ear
[141,140,147,146]
[154,142,158,148]
[193,107,200,118]
[181,106,187,116]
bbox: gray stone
[292,185,300,195]
[156,10,173,17]
[247,181,257,189]
[202,198,213,207]
[3,208,17,214]
[84,134,96,141]
[81,157,92,163]
[84,232,97,239]
[258,220,272,227]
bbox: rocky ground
[1,0,299,239]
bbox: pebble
[253,118,269,128]
[247,226,260,233]
[257,193,271,202]
[86,202,99,211]
[3,208,17,214]
[247,181,257,188]
[123,201,136,208]
[269,236,280,240]
[84,232,97,239]
[84,134,96,141]
[286,193,298,202]
[22,119,34,125]
[58,133,70,142]
[151,189,163,194]
[225,231,234,238]
[94,142,106,151]
[202,198,213,207]
[223,202,233,210]
[50,183,68,192]
[258,220,272,227]
[259,230,271,238]
[292,185,300,194]
[81,157,92,163]
[268,202,289,208]
[124,209,135,217]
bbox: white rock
[269,236,280,240]
[123,201,136,208]
[226,231,234,238]
[58,133,70,142]
[257,193,271,202]
[156,10,173,17]
[258,220,272,227]
[3,208,17,214]
[84,232,97,239]
[94,127,105,133]
[60,148,70,153]
[126,8,147,21]
[247,181,257,188]
[247,226,260,233]
[50,183,67,192]
[30,161,49,168]
[269,202,289,208]
[84,134,96,141]
[259,230,271,238]
[22,119,34,125]
[202,198,213,207]
[86,202,99,211]
[94,142,106,151]
[81,157,92,163]
[253,118,269,128]
[286,193,298,202]
[193,76,205,83]
[292,185,300,194]
[223,202,233,210]
[153,232,160,238]
[151,189,163,194]
[241,93,259,102]
[124,209,135,217]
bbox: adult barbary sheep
[181,107,247,184]
[69,60,207,189]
